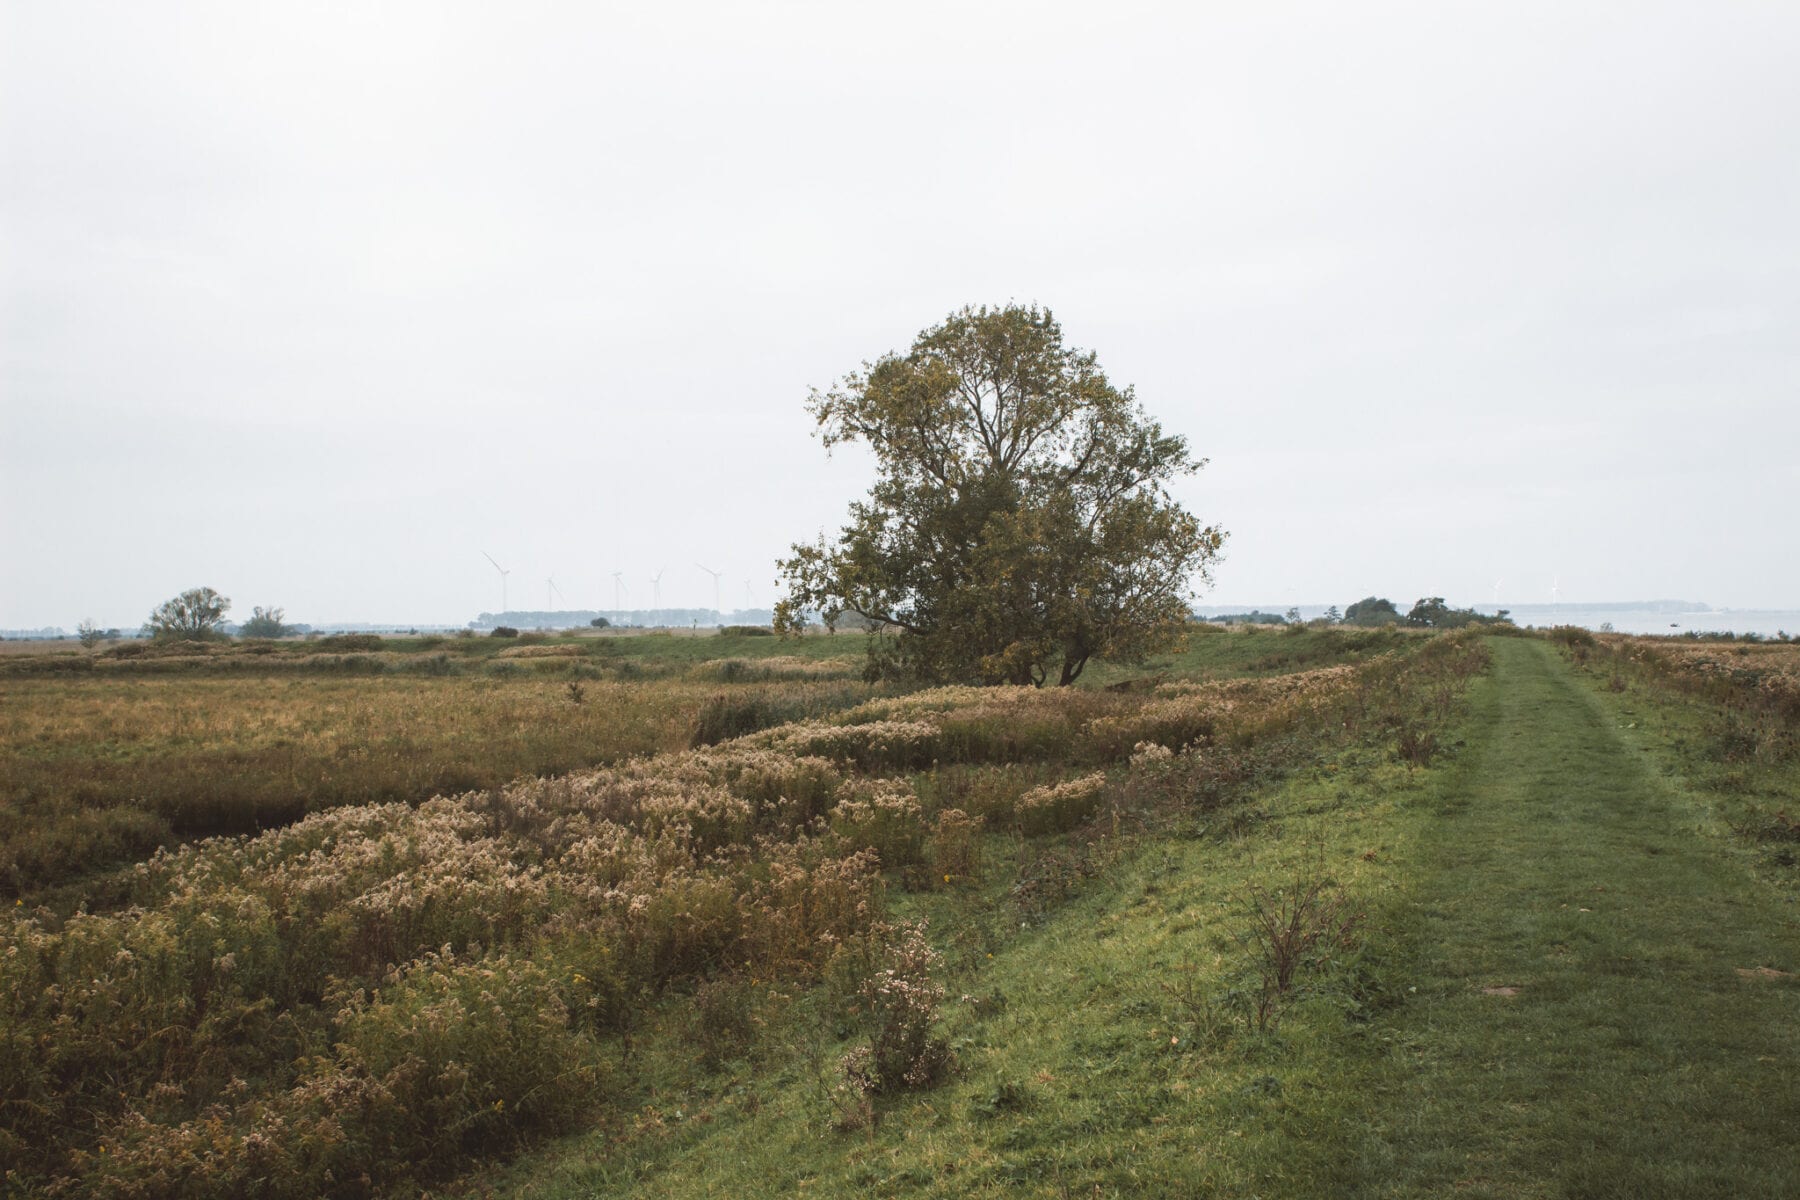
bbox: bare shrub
[1238,875,1362,1031]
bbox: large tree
[778,304,1224,686]
[144,586,231,640]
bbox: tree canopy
[778,304,1224,686]
[1342,596,1401,627]
[144,587,230,640]
[237,606,291,638]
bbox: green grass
[1076,623,1425,688]
[477,636,1800,1199]
[1331,637,1800,1197]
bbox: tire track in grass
[1354,637,1800,1198]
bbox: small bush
[1740,808,1800,844]
[1238,875,1362,1031]
[840,920,949,1097]
[1014,772,1107,836]
[690,973,759,1068]
[692,691,807,746]
[490,626,520,639]
[720,625,775,636]
[831,779,925,869]
[1395,722,1438,766]
[929,808,984,885]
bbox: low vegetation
[5,624,1794,1198]
[0,624,1485,1195]
[0,633,876,898]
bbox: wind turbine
[481,551,511,619]
[612,571,629,616]
[650,567,665,616]
[696,563,724,623]
[547,576,564,613]
[1551,575,1562,606]
[1492,579,1503,608]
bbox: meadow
[0,632,873,898]
[3,624,1794,1197]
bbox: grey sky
[4,1,1796,629]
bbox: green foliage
[490,625,520,638]
[1404,596,1510,629]
[1203,610,1290,625]
[1342,596,1400,626]
[237,606,291,638]
[76,619,103,648]
[144,586,230,641]
[780,304,1224,687]
[588,616,610,628]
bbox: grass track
[1345,637,1800,1197]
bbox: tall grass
[1,675,856,896]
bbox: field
[3,625,1797,1197]
[0,632,873,898]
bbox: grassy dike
[486,637,1800,1199]
[1340,637,1800,1198]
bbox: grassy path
[1350,637,1800,1197]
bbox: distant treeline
[1201,597,1513,630]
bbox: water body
[1482,604,1800,638]
[1224,602,1800,639]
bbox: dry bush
[838,920,949,1097]
[930,808,984,885]
[1015,772,1107,836]
[831,779,926,869]
[1238,875,1362,1031]
[496,643,588,659]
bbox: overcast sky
[4,1,1797,629]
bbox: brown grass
[0,674,710,895]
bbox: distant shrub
[317,633,384,651]
[496,644,587,659]
[0,653,95,676]
[490,626,520,638]
[692,691,804,746]
[720,624,776,636]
